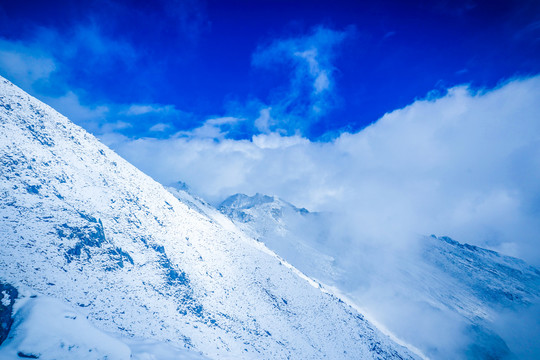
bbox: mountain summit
[0,76,419,358]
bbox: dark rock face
[0,281,18,345]
[57,213,134,270]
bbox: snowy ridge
[0,76,418,359]
[420,235,540,319]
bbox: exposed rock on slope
[0,281,17,344]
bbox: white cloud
[42,91,109,128]
[121,104,177,116]
[109,76,540,266]
[149,123,173,132]
[175,116,243,139]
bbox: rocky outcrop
[0,281,18,344]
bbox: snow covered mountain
[218,194,341,283]
[219,193,309,239]
[0,75,421,359]
[219,193,540,359]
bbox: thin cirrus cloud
[107,76,540,266]
[251,26,354,133]
[0,23,354,140]
[0,38,57,92]
[0,25,185,137]
[121,104,178,116]
[41,23,137,65]
[0,24,137,91]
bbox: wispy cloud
[149,123,173,132]
[185,26,353,138]
[0,23,137,87]
[0,39,57,92]
[176,116,244,140]
[44,23,138,65]
[121,104,178,116]
[0,27,187,137]
[251,26,354,133]
[42,89,185,136]
[0,24,354,140]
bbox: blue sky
[1,0,539,139]
[1,0,540,265]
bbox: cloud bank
[107,76,540,266]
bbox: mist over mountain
[218,192,540,359]
[0,76,421,358]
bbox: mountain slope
[219,193,309,240]
[219,193,540,359]
[218,193,340,283]
[0,76,419,359]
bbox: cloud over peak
[109,75,540,266]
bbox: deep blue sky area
[0,0,539,139]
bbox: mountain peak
[219,193,275,209]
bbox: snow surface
[219,193,540,359]
[0,75,419,359]
[0,295,131,360]
[0,291,209,360]
[0,292,10,307]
